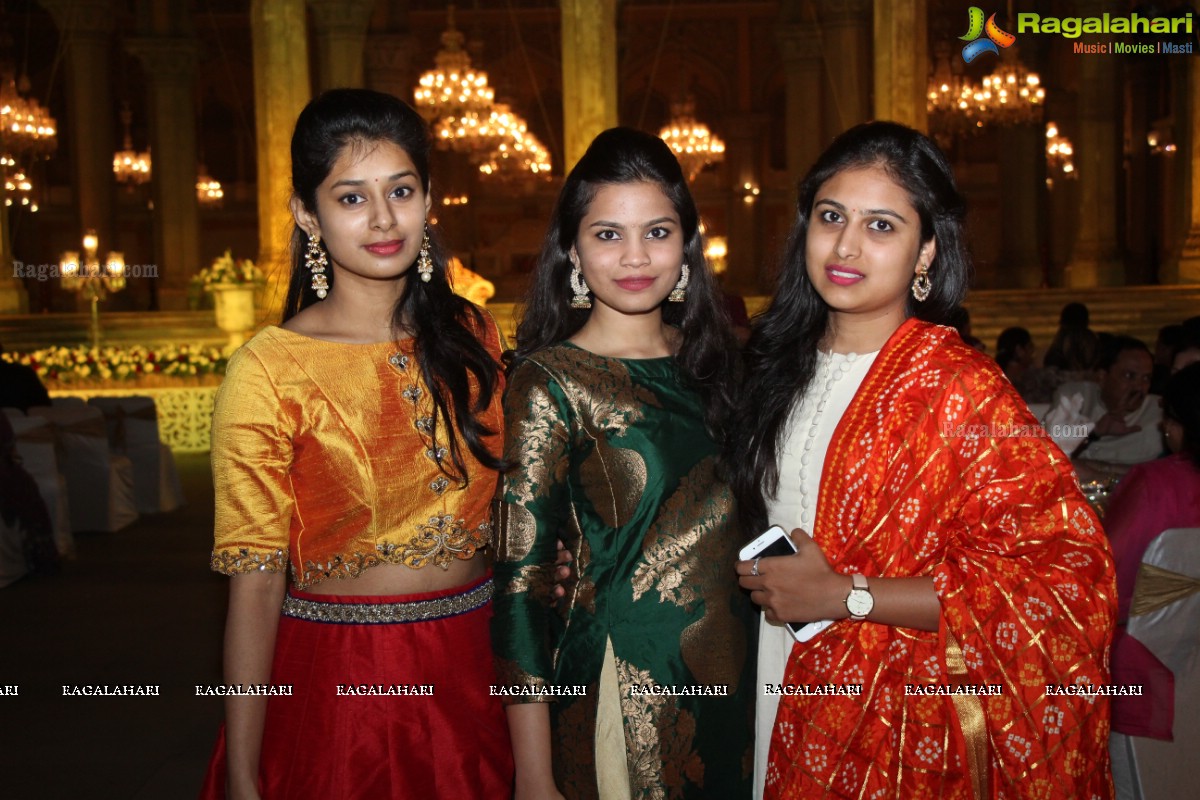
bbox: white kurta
[754,350,877,798]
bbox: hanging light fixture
[474,104,551,179]
[196,165,223,206]
[0,69,56,158]
[1044,121,1076,188]
[658,97,725,181]
[1,68,54,212]
[973,48,1045,126]
[2,153,34,210]
[112,101,151,185]
[414,5,496,152]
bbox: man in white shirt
[1048,336,1162,466]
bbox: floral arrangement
[2,344,228,386]
[193,250,264,288]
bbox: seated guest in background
[1172,330,1200,374]
[0,343,51,413]
[1151,324,1183,394]
[1050,335,1162,468]
[1105,364,1200,748]
[1105,362,1200,624]
[995,325,1056,403]
[946,304,986,352]
[1043,300,1099,374]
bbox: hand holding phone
[739,525,834,643]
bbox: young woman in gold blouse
[199,90,513,799]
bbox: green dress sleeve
[491,358,573,703]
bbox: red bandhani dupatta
[767,319,1116,799]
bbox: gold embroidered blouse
[209,317,504,588]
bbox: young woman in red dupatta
[730,122,1116,799]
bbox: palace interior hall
[2,0,1200,798]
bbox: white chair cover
[1110,528,1200,800]
[88,396,184,513]
[3,408,73,555]
[29,404,138,533]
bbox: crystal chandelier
[1,69,55,213]
[112,102,150,185]
[658,97,725,181]
[196,166,223,206]
[475,105,551,179]
[414,5,496,152]
[973,50,1044,126]
[1045,121,1076,188]
[2,154,34,210]
[0,70,56,158]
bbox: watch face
[846,590,873,618]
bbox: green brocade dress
[491,343,755,800]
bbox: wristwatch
[845,573,874,621]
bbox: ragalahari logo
[960,7,1017,63]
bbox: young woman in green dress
[491,127,754,800]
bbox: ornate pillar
[873,0,927,131]
[251,0,311,317]
[365,33,417,102]
[1169,53,1200,283]
[724,114,768,294]
[1067,0,1123,287]
[560,0,617,170]
[125,38,200,310]
[0,182,27,313]
[41,0,117,263]
[816,0,871,141]
[775,22,824,178]
[997,124,1044,288]
[1066,54,1123,286]
[307,0,375,92]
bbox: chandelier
[414,5,495,152]
[112,102,150,185]
[926,37,1044,144]
[0,70,56,158]
[1,70,55,214]
[1045,121,1076,188]
[196,165,223,206]
[658,97,725,181]
[2,154,34,210]
[474,105,551,179]
[974,50,1044,125]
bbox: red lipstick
[364,240,404,256]
[824,265,865,286]
[615,277,656,291]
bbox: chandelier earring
[668,262,690,302]
[569,262,592,309]
[911,263,932,303]
[417,223,433,283]
[306,233,329,299]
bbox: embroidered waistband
[281,579,493,624]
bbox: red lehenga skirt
[200,574,513,799]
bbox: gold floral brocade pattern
[618,657,705,800]
[491,344,755,799]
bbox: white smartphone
[739,525,834,643]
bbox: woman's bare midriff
[302,556,490,596]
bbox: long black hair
[513,126,739,442]
[283,88,503,480]
[728,121,972,533]
[1164,362,1200,468]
